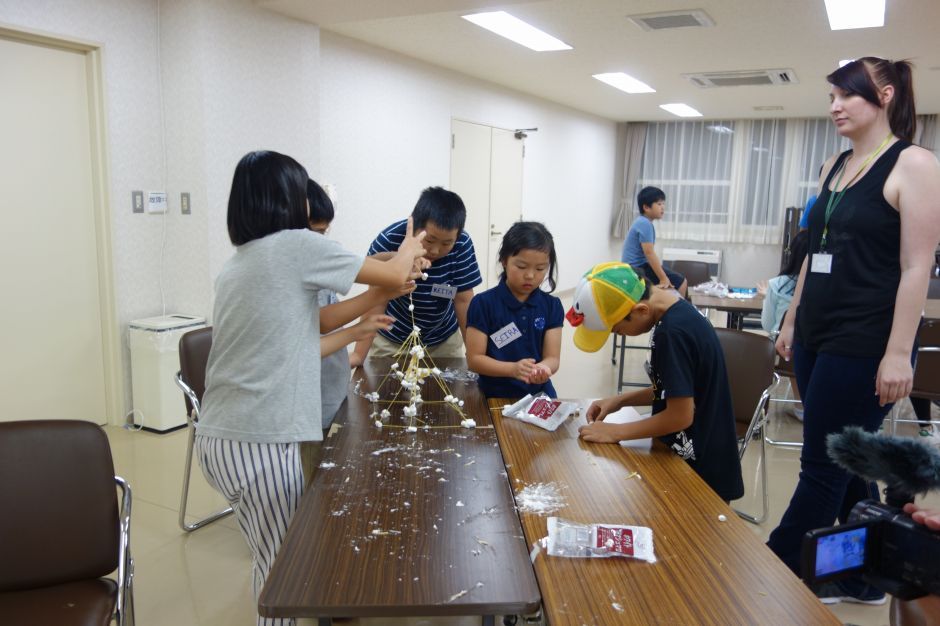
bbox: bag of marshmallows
[540,516,656,563]
[502,393,577,432]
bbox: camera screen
[814,526,867,577]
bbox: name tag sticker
[811,253,833,274]
[490,322,522,349]
[430,283,457,300]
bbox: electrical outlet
[132,190,144,213]
[180,192,191,215]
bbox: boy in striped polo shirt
[351,187,482,365]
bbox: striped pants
[195,435,303,626]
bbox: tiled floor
[109,307,939,626]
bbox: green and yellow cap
[565,262,647,352]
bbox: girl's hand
[351,314,395,342]
[876,352,914,406]
[370,281,416,301]
[585,397,619,423]
[397,217,429,268]
[514,358,537,383]
[756,280,768,296]
[525,364,551,385]
[775,322,795,362]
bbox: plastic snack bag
[541,516,656,563]
[502,394,577,432]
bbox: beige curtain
[610,122,648,239]
[915,114,938,156]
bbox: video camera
[801,426,940,600]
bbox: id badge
[430,283,457,300]
[811,253,833,274]
[490,322,522,349]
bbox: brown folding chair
[669,259,711,290]
[0,420,134,626]
[175,326,233,532]
[715,328,778,524]
[890,319,940,435]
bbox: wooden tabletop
[690,292,764,313]
[488,398,841,626]
[258,359,540,620]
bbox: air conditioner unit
[662,248,721,280]
[683,69,798,88]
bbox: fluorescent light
[660,103,702,118]
[839,59,854,67]
[593,72,655,94]
[462,11,572,51]
[824,0,884,30]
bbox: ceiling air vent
[683,69,798,88]
[627,9,714,31]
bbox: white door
[450,120,524,288]
[0,35,109,424]
[488,128,524,285]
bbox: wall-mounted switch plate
[132,190,144,213]
[180,192,191,215]
[147,191,167,214]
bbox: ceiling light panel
[824,0,885,30]
[660,103,703,118]
[593,72,655,94]
[462,11,572,52]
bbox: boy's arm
[640,242,672,288]
[453,289,474,341]
[579,397,693,443]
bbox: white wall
[0,4,627,419]
[0,0,320,417]
[319,32,620,291]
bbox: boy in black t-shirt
[566,262,744,502]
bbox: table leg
[482,616,495,626]
[318,618,332,626]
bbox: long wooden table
[488,398,841,626]
[690,292,764,329]
[258,359,540,624]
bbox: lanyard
[820,133,893,251]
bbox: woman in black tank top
[766,58,940,606]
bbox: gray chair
[0,420,134,626]
[175,326,233,532]
[715,328,778,524]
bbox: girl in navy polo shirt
[466,222,564,398]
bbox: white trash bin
[129,314,206,432]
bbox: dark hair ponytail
[827,57,916,142]
[889,60,916,142]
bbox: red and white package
[502,394,577,432]
[541,516,656,563]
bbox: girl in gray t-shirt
[194,151,427,626]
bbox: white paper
[583,399,653,450]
